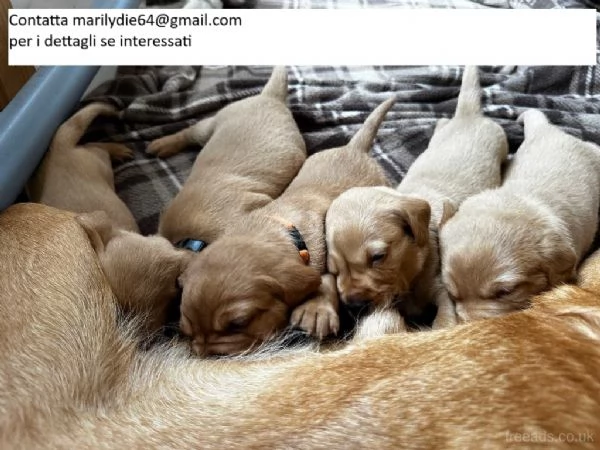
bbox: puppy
[149,66,306,248]
[440,109,600,322]
[177,98,395,356]
[27,102,138,232]
[2,203,600,450]
[326,66,508,329]
[75,210,191,334]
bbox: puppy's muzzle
[343,294,372,312]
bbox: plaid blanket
[81,1,600,236]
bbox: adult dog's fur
[149,66,306,245]
[27,102,138,232]
[440,109,600,322]
[326,66,508,329]
[177,98,394,355]
[1,203,599,449]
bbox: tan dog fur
[27,102,138,232]
[149,66,307,245]
[1,203,600,449]
[326,66,508,329]
[177,98,395,355]
[75,210,191,334]
[440,109,600,322]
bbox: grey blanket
[81,2,600,236]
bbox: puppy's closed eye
[370,252,386,267]
[226,315,253,333]
[493,287,514,299]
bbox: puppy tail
[51,102,119,152]
[348,97,395,152]
[454,65,482,117]
[517,109,549,138]
[261,66,288,101]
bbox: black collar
[175,238,207,253]
[270,216,310,265]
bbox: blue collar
[175,238,207,253]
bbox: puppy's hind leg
[146,116,216,158]
[84,142,134,162]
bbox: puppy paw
[146,135,185,158]
[290,298,340,340]
[84,142,134,161]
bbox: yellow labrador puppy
[27,102,138,232]
[440,109,600,322]
[26,104,188,334]
[149,66,307,249]
[326,66,508,329]
[1,203,599,449]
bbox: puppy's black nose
[344,296,371,310]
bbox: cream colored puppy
[326,66,508,329]
[27,102,138,232]
[75,210,191,334]
[440,109,600,322]
[149,66,306,248]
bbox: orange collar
[270,216,310,265]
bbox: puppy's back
[27,103,138,232]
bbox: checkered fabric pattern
[80,0,600,236]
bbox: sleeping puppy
[148,66,306,248]
[27,102,138,232]
[75,211,191,335]
[26,103,187,334]
[177,98,395,356]
[440,109,600,322]
[326,66,508,329]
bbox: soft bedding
[79,0,600,236]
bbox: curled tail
[261,66,288,102]
[348,97,395,152]
[454,65,482,117]
[517,109,550,139]
[51,102,119,152]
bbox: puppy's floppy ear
[438,200,457,230]
[391,197,431,247]
[538,232,578,286]
[257,275,285,302]
[75,211,114,254]
[273,259,321,308]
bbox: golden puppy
[440,109,600,323]
[177,98,395,355]
[326,66,508,329]
[149,66,307,248]
[75,210,191,334]
[27,102,138,232]
[1,203,599,449]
